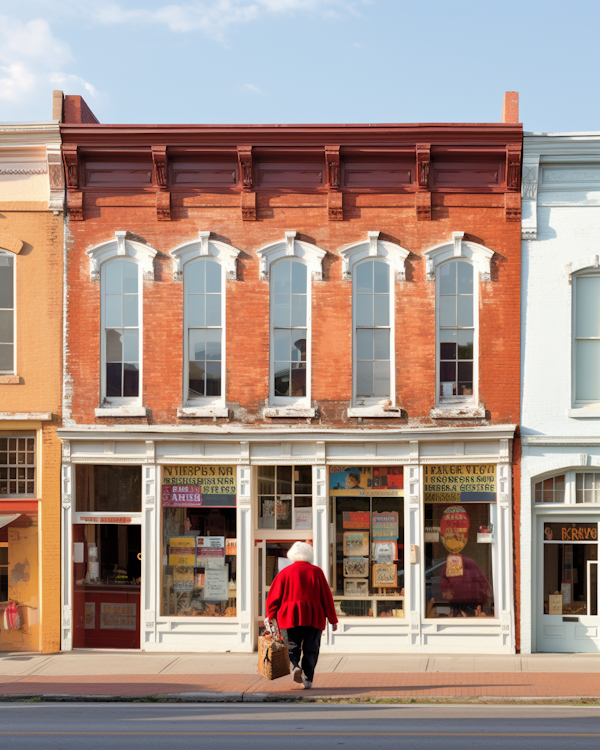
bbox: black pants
[281,626,321,682]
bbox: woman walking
[266,541,338,689]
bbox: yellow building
[0,119,64,652]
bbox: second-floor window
[0,252,14,374]
[185,258,223,402]
[574,274,600,403]
[271,259,308,403]
[102,259,140,401]
[438,260,474,401]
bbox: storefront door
[256,540,299,628]
[72,523,141,649]
[536,517,600,653]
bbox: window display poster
[423,464,496,503]
[294,507,312,529]
[372,512,399,540]
[225,538,237,556]
[342,511,370,529]
[169,537,196,566]
[162,465,236,507]
[197,537,225,558]
[84,602,95,629]
[329,467,404,496]
[100,603,137,630]
[205,566,229,601]
[561,582,572,605]
[173,566,195,591]
[372,540,397,563]
[343,531,370,556]
[549,594,563,615]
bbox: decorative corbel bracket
[521,155,540,240]
[47,145,64,213]
[416,144,431,220]
[151,146,168,189]
[326,145,343,221]
[63,145,79,189]
[238,145,253,189]
[506,144,521,191]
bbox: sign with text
[372,512,399,540]
[100,602,137,630]
[204,566,229,601]
[162,465,236,507]
[169,537,196,566]
[423,464,497,503]
[329,466,404,496]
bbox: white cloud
[0,16,99,107]
[245,83,262,93]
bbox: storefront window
[161,465,237,617]
[543,523,598,616]
[423,465,496,618]
[0,511,39,651]
[0,437,35,497]
[330,466,405,618]
[257,465,312,530]
[76,465,141,512]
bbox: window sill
[264,406,316,418]
[347,405,403,418]
[567,406,600,418]
[95,405,149,418]
[430,404,485,419]
[177,405,229,418]
[0,375,21,384]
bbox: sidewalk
[1,652,600,701]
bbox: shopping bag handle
[264,617,284,642]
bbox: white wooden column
[407,440,422,646]
[60,441,73,651]
[237,451,253,648]
[312,441,328,577]
[142,443,157,649]
[497,444,515,650]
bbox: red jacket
[266,561,338,630]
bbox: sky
[0,0,599,131]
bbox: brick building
[0,120,64,652]
[57,92,522,653]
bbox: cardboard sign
[423,464,496,503]
[169,537,196,566]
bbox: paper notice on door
[204,566,229,601]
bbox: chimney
[502,91,519,123]
[62,95,100,124]
[52,90,64,122]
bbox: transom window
[354,259,391,400]
[257,465,312,530]
[103,259,139,399]
[186,258,222,401]
[534,472,600,504]
[438,260,474,400]
[271,259,307,401]
[0,252,14,374]
[535,474,565,503]
[0,436,35,496]
[574,275,600,402]
[576,473,600,504]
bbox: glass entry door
[72,523,141,649]
[537,518,600,652]
[255,540,298,634]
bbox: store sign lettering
[561,527,597,541]
[423,464,497,503]
[162,465,237,507]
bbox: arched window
[573,273,600,404]
[271,258,308,402]
[438,260,474,401]
[0,250,15,374]
[185,258,223,402]
[102,258,140,401]
[354,259,391,402]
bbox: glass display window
[257,465,312,530]
[75,465,142,513]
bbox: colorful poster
[343,531,370,556]
[225,538,237,556]
[372,540,397,563]
[342,511,370,529]
[205,567,229,601]
[197,537,225,558]
[173,567,195,591]
[169,537,196,566]
[423,464,496,503]
[162,465,236,507]
[329,466,404,496]
[372,512,399,540]
[100,603,137,630]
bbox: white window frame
[532,469,600,506]
[87,231,157,418]
[170,232,240,418]
[569,266,600,415]
[257,232,325,417]
[0,249,16,375]
[341,231,408,417]
[424,232,493,415]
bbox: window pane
[355,262,373,294]
[373,261,389,294]
[273,329,290,361]
[272,261,291,294]
[356,360,373,397]
[585,474,593,490]
[458,361,473,383]
[356,329,373,360]
[189,329,206,361]
[189,361,205,397]
[188,294,205,327]
[374,294,389,326]
[0,344,13,372]
[0,258,14,308]
[535,483,542,503]
[274,363,290,397]
[105,295,122,327]
[457,295,473,327]
[291,334,306,362]
[106,329,123,362]
[123,295,138,327]
[576,340,600,401]
[373,360,390,397]
[205,361,221,396]
[440,342,456,359]
[277,496,292,530]
[122,261,138,293]
[439,262,456,295]
[440,329,457,343]
[295,465,312,494]
[123,363,139,397]
[105,262,122,294]
[291,294,307,327]
[187,261,205,292]
[122,329,138,362]
[206,260,221,292]
[356,295,373,327]
[273,294,291,327]
[277,466,293,494]
[457,262,473,294]
[206,329,221,360]
[439,296,456,327]
[576,277,600,338]
[440,361,456,382]
[291,363,306,397]
[0,310,13,343]
[292,262,307,294]
[259,497,275,528]
[206,294,221,326]
[106,362,122,397]
[458,330,474,359]
[374,329,390,360]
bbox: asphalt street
[1,703,600,749]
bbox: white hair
[287,541,314,564]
